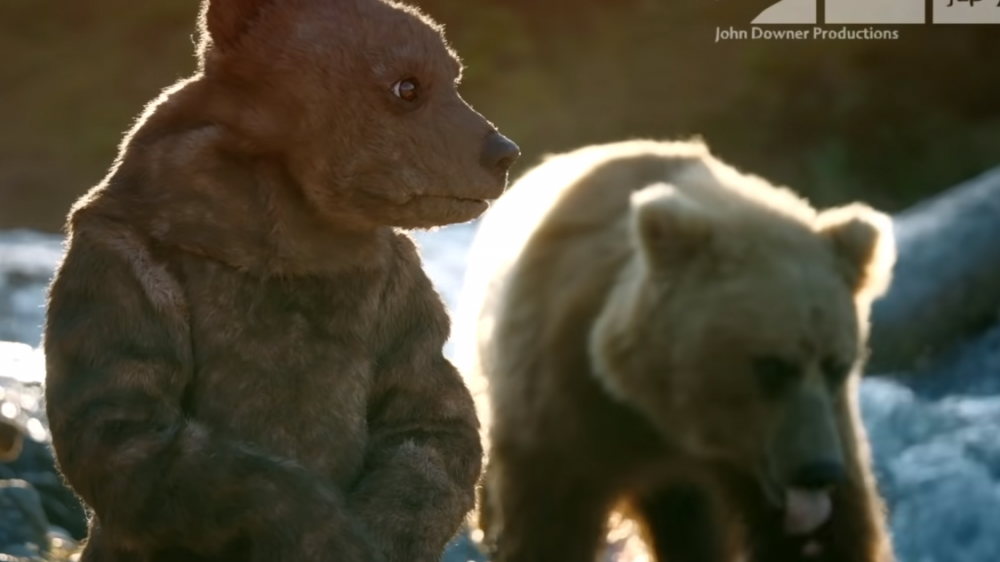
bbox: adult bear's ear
[630,182,714,272]
[815,203,897,300]
[201,0,275,52]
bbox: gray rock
[0,345,88,541]
[442,526,489,562]
[859,324,1000,562]
[0,479,50,559]
[0,231,63,349]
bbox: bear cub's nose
[481,131,520,174]
[792,460,846,490]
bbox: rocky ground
[1,225,998,562]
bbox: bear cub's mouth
[418,194,489,204]
[424,194,494,213]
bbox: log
[866,165,1000,374]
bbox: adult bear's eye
[821,357,852,388]
[391,78,420,102]
[752,355,800,397]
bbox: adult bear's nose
[481,131,520,175]
[791,460,846,490]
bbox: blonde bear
[454,139,897,562]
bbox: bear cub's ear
[815,203,897,300]
[202,0,275,52]
[630,183,714,272]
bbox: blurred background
[2,0,1000,232]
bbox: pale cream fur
[454,138,897,561]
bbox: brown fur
[42,0,518,560]
[454,139,896,562]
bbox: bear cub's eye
[391,78,420,102]
[752,356,800,396]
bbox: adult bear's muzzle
[767,382,846,535]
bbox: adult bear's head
[589,163,895,536]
